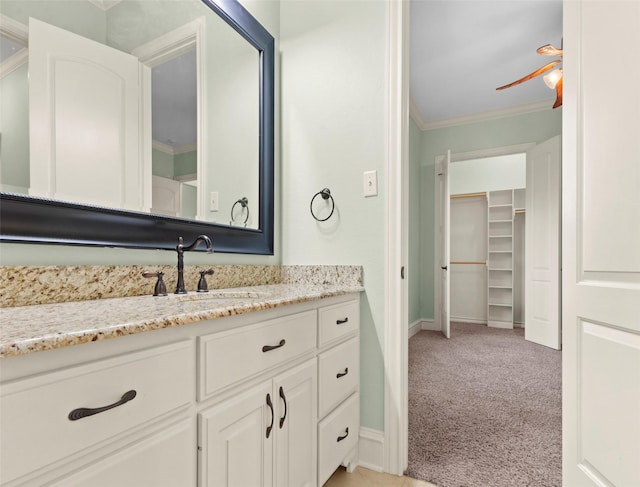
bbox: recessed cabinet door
[274,359,317,487]
[199,382,273,487]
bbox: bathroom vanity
[0,285,362,487]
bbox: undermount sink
[168,290,267,302]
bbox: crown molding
[409,97,428,130]
[412,98,557,131]
[0,14,28,45]
[0,48,27,79]
[87,0,122,11]
[152,140,197,155]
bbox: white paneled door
[29,18,151,212]
[563,1,640,486]
[438,151,451,338]
[525,136,561,349]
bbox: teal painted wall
[174,151,197,178]
[417,108,562,320]
[280,0,387,431]
[0,64,29,191]
[408,117,422,325]
[152,149,175,178]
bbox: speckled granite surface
[0,265,283,308]
[0,283,363,358]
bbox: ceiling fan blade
[496,60,562,90]
[552,76,563,108]
[537,44,563,57]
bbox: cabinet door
[50,418,195,487]
[199,381,273,487]
[274,359,318,487]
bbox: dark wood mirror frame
[0,0,274,255]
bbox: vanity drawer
[198,310,316,400]
[0,341,193,484]
[318,300,359,347]
[318,337,359,418]
[318,392,360,487]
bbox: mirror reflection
[0,0,260,229]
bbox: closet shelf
[489,219,513,224]
[489,235,512,239]
[488,268,512,272]
[488,204,512,209]
[489,285,512,289]
[488,250,512,254]
[489,303,513,308]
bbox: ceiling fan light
[543,68,563,89]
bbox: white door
[563,1,640,486]
[151,175,182,217]
[525,136,561,349]
[28,18,151,212]
[438,151,451,338]
[274,359,317,487]
[199,381,273,487]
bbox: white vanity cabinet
[0,293,360,487]
[0,340,196,486]
[199,359,317,487]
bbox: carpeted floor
[406,322,562,487]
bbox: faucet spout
[175,235,213,294]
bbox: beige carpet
[406,322,562,487]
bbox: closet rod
[450,192,486,199]
[450,261,486,265]
[514,209,526,214]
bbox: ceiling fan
[496,43,563,108]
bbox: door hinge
[401,266,405,279]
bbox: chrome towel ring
[310,188,335,222]
[230,197,250,227]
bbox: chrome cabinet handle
[68,390,137,421]
[337,427,349,442]
[336,368,349,379]
[279,386,287,428]
[336,318,349,325]
[262,339,286,353]
[266,393,274,438]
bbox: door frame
[433,143,535,332]
[383,0,409,475]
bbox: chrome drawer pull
[337,427,349,442]
[68,390,137,421]
[336,318,349,325]
[336,368,349,379]
[266,393,274,438]
[262,339,286,352]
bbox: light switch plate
[210,191,219,211]
[363,170,378,197]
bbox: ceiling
[410,0,563,126]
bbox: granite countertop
[0,283,364,358]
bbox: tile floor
[324,467,437,487]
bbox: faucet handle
[142,271,168,296]
[197,269,215,293]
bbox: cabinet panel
[317,393,359,487]
[318,337,359,418]
[318,301,359,347]
[274,359,317,487]
[49,418,195,487]
[0,341,193,484]
[199,381,273,487]
[199,310,316,399]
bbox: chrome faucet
[175,235,213,294]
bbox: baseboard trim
[409,320,422,338]
[358,427,385,472]
[451,317,487,325]
[420,319,438,331]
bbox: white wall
[450,153,525,195]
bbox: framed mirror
[0,0,274,254]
